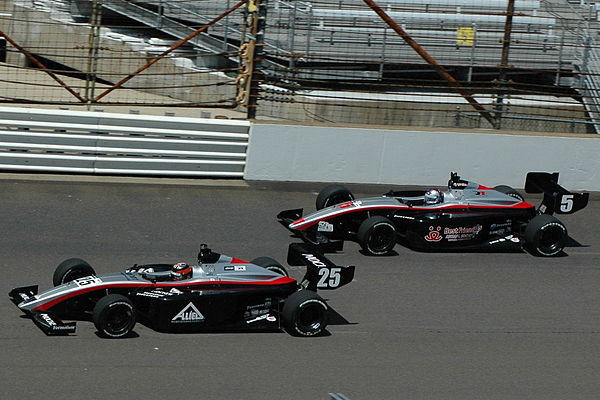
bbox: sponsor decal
[136,290,174,298]
[475,191,487,196]
[317,221,334,232]
[490,220,512,235]
[302,253,327,268]
[451,181,468,189]
[247,314,277,324]
[40,313,56,326]
[394,215,415,220]
[73,276,102,287]
[244,300,273,318]
[19,292,30,301]
[172,302,205,323]
[225,265,247,271]
[51,325,74,331]
[442,224,483,241]
[424,226,443,242]
[489,235,521,245]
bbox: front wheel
[316,184,354,210]
[282,290,328,337]
[93,294,136,338]
[53,258,96,286]
[524,214,567,257]
[357,216,397,256]
[251,256,288,276]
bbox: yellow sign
[456,27,475,46]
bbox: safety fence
[0,106,249,176]
[1,0,600,133]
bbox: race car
[278,172,589,257]
[9,243,354,338]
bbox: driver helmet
[424,188,443,205]
[171,262,192,281]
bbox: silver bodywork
[290,181,530,232]
[16,253,291,314]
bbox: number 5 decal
[317,268,341,288]
[560,194,574,213]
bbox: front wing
[9,285,76,336]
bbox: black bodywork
[278,172,589,255]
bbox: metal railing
[574,29,600,134]
[0,107,249,176]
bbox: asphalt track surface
[1,175,600,400]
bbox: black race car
[9,243,354,338]
[278,172,588,257]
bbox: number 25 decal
[317,267,341,288]
[560,194,574,213]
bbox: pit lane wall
[244,123,600,191]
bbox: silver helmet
[424,188,443,205]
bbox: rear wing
[287,243,355,292]
[525,172,589,215]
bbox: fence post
[85,0,102,109]
[246,0,268,119]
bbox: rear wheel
[524,214,567,257]
[53,258,95,286]
[494,185,525,202]
[357,216,397,256]
[282,290,328,337]
[316,184,354,210]
[251,256,288,276]
[93,294,136,338]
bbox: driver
[171,262,193,281]
[424,188,443,205]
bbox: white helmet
[424,189,443,205]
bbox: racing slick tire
[53,258,96,286]
[493,185,525,202]
[357,216,397,256]
[316,184,354,210]
[524,214,568,257]
[251,256,288,276]
[93,294,136,338]
[282,290,328,337]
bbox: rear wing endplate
[287,243,355,291]
[525,172,589,215]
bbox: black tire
[251,256,288,276]
[282,290,328,337]
[316,184,354,210]
[53,258,95,286]
[493,185,525,202]
[93,294,136,338]
[524,214,568,257]
[357,216,397,256]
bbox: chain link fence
[1,0,600,133]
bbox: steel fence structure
[1,0,600,133]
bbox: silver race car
[9,243,354,338]
[278,172,588,257]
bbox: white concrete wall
[245,123,600,191]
